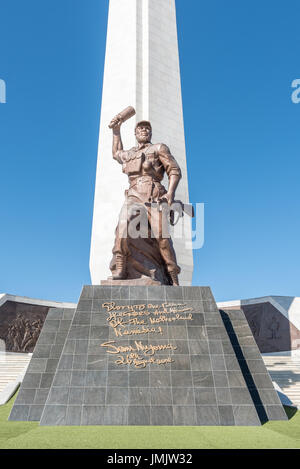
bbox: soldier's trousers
[112,198,180,274]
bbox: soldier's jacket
[115,142,182,183]
[114,142,182,203]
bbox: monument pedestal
[9,286,287,426]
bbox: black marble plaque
[9,286,287,426]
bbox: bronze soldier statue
[108,107,182,286]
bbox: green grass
[0,394,299,449]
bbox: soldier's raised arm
[109,116,124,163]
[158,144,182,205]
[109,106,136,163]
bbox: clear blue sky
[0,0,299,303]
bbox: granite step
[263,356,300,409]
[0,353,32,394]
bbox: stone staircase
[263,355,300,409]
[0,353,32,402]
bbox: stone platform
[9,286,287,426]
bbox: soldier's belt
[129,175,161,188]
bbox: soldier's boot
[169,271,179,286]
[112,255,126,280]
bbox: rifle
[145,199,194,226]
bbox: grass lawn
[0,394,299,449]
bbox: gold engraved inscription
[101,340,177,355]
[116,355,174,368]
[101,340,178,369]
[100,301,195,368]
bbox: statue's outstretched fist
[109,116,122,130]
[109,106,136,129]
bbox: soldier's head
[135,121,152,144]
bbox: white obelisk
[90,0,194,285]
